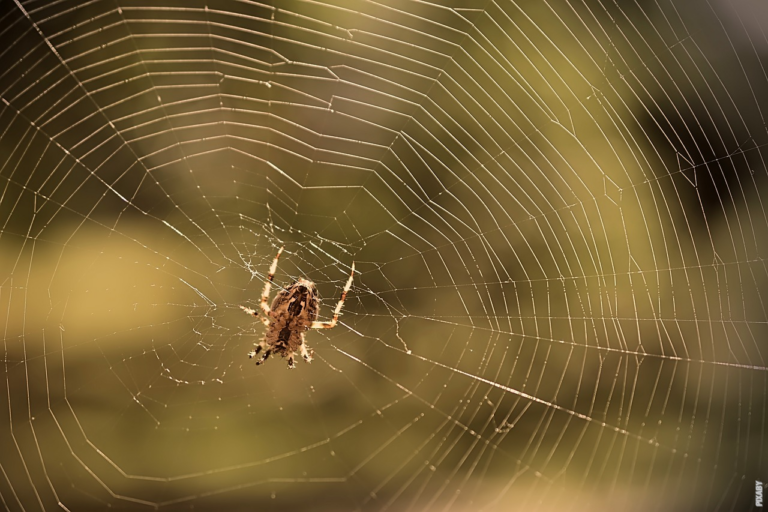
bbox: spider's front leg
[260,246,284,315]
[241,305,269,326]
[311,262,355,330]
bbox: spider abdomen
[264,279,319,355]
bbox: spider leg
[241,305,258,317]
[260,246,284,315]
[248,340,267,359]
[255,348,272,365]
[300,334,313,363]
[311,262,355,330]
[287,352,296,369]
[241,305,269,326]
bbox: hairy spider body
[241,247,354,369]
[263,279,318,359]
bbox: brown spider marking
[241,247,355,369]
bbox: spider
[241,246,355,369]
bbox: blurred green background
[0,0,766,510]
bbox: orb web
[0,0,766,510]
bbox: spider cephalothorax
[241,247,354,369]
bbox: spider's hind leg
[300,336,313,364]
[248,340,267,359]
[255,348,272,365]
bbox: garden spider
[241,247,355,369]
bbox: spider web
[1,0,766,510]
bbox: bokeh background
[1,0,767,510]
